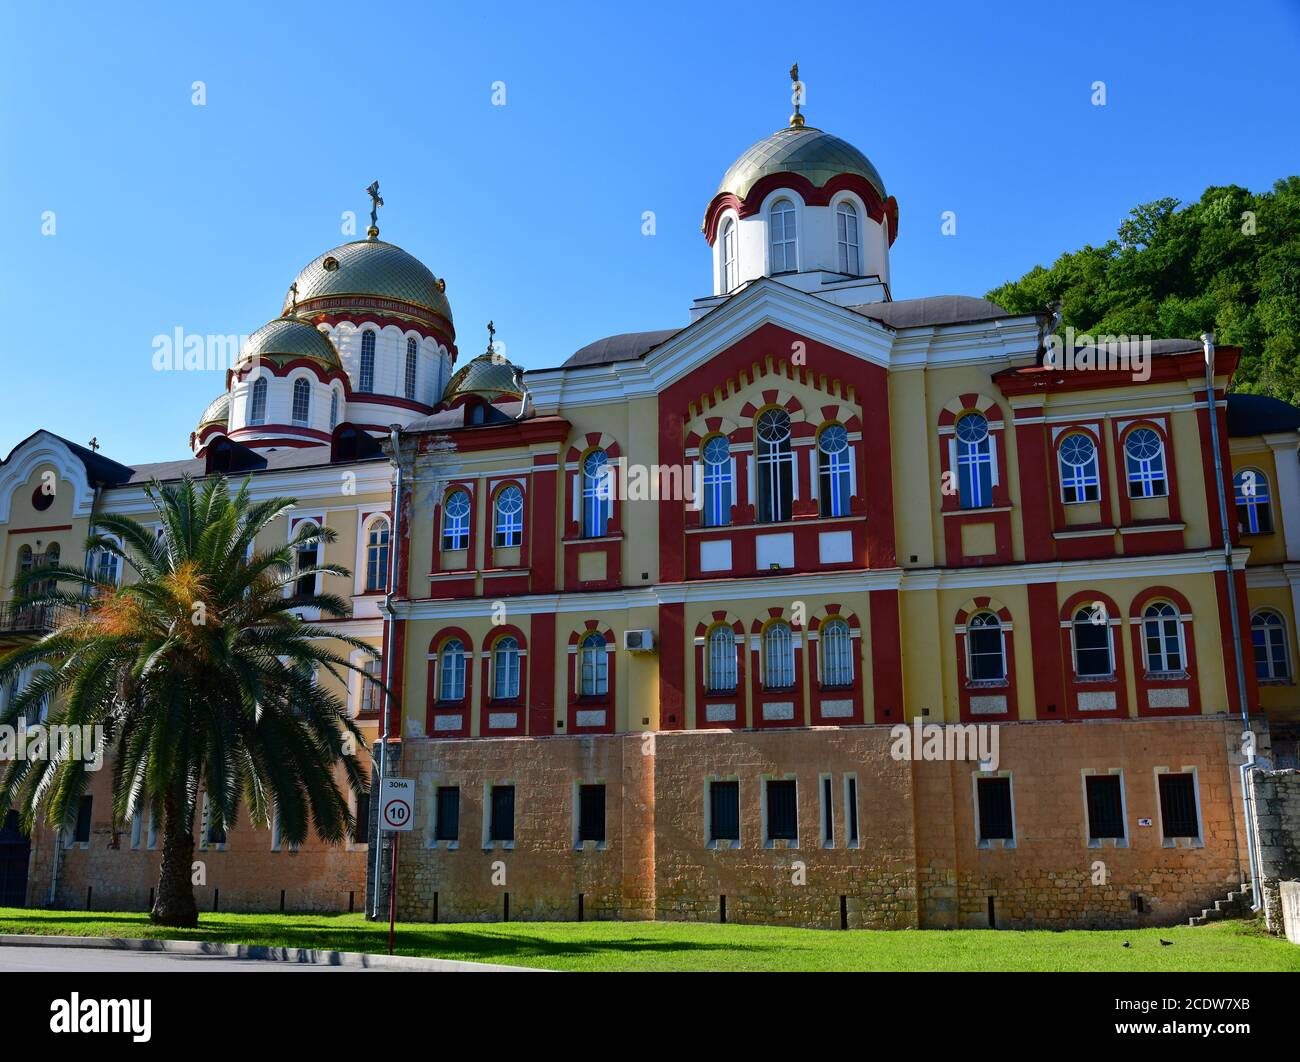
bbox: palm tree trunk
[151,794,198,927]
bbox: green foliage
[988,177,1300,403]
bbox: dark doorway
[0,810,31,907]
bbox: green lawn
[1,907,1297,971]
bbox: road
[0,945,368,971]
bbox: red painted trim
[807,609,865,725]
[426,627,472,739]
[659,602,686,731]
[702,173,897,247]
[693,614,747,730]
[1027,582,1066,720]
[528,612,556,735]
[479,624,528,737]
[1128,586,1201,717]
[1215,568,1261,717]
[304,305,455,352]
[747,611,806,729]
[868,589,903,724]
[1058,590,1129,719]
[566,623,616,734]
[1012,409,1054,562]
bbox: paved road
[0,945,368,971]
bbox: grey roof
[404,400,525,433]
[1227,393,1300,437]
[562,329,681,369]
[124,444,385,485]
[848,295,1010,329]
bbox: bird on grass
[1122,941,1131,948]
[1160,939,1174,946]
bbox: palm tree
[0,476,376,927]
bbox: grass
[1,907,1297,971]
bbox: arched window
[364,516,389,592]
[1252,610,1290,681]
[756,408,793,523]
[91,540,121,588]
[955,413,993,509]
[1072,605,1113,678]
[359,330,376,393]
[1059,433,1100,503]
[702,435,732,528]
[329,390,339,430]
[441,490,470,551]
[579,632,608,696]
[764,622,795,689]
[1124,427,1167,498]
[1234,469,1273,534]
[721,218,737,292]
[491,636,521,700]
[291,378,311,426]
[494,485,523,547]
[820,618,853,688]
[16,545,32,579]
[836,201,860,275]
[769,198,797,273]
[249,377,267,424]
[404,337,418,401]
[1143,602,1184,674]
[967,612,1006,682]
[706,625,737,693]
[817,423,851,517]
[438,638,466,701]
[581,449,611,538]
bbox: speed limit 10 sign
[378,776,416,832]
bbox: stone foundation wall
[1249,767,1300,933]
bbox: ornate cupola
[700,65,899,307]
[441,321,528,423]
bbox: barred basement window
[578,784,605,844]
[976,776,1013,841]
[1085,775,1125,840]
[709,780,739,842]
[434,786,460,842]
[1158,773,1199,839]
[766,779,798,842]
[489,785,515,843]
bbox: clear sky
[2,0,1298,464]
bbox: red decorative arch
[953,597,1019,723]
[426,628,473,739]
[702,172,897,248]
[567,621,616,734]
[479,623,528,737]
[693,611,747,730]
[1058,590,1128,719]
[748,607,806,729]
[1128,586,1200,717]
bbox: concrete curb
[0,934,545,972]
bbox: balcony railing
[0,602,75,634]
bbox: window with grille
[578,784,605,843]
[1253,610,1290,680]
[955,414,993,508]
[769,198,797,273]
[976,776,1013,841]
[820,619,853,688]
[434,786,460,842]
[1158,773,1199,839]
[1143,602,1183,674]
[291,378,311,425]
[438,640,466,702]
[1072,607,1113,678]
[706,625,737,693]
[817,424,851,517]
[1235,469,1272,534]
[764,623,794,689]
[765,779,798,842]
[1124,427,1167,498]
[836,201,860,275]
[494,485,523,547]
[442,490,470,551]
[756,409,793,523]
[702,435,732,527]
[489,785,515,842]
[966,613,1006,682]
[1085,775,1125,840]
[709,780,739,842]
[405,337,418,400]
[359,331,376,392]
[1058,433,1100,503]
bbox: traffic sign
[379,776,416,832]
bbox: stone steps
[1188,881,1254,927]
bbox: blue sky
[2,0,1298,463]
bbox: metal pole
[388,830,399,955]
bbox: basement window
[976,776,1014,844]
[765,779,798,845]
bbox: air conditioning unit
[623,629,656,652]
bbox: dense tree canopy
[987,177,1300,403]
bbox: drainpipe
[371,426,405,917]
[1203,333,1262,910]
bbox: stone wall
[1249,767,1300,934]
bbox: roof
[284,238,452,324]
[0,430,137,487]
[443,352,525,401]
[848,295,1010,329]
[1227,393,1300,437]
[716,125,886,203]
[238,316,342,370]
[405,400,525,433]
[562,329,682,369]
